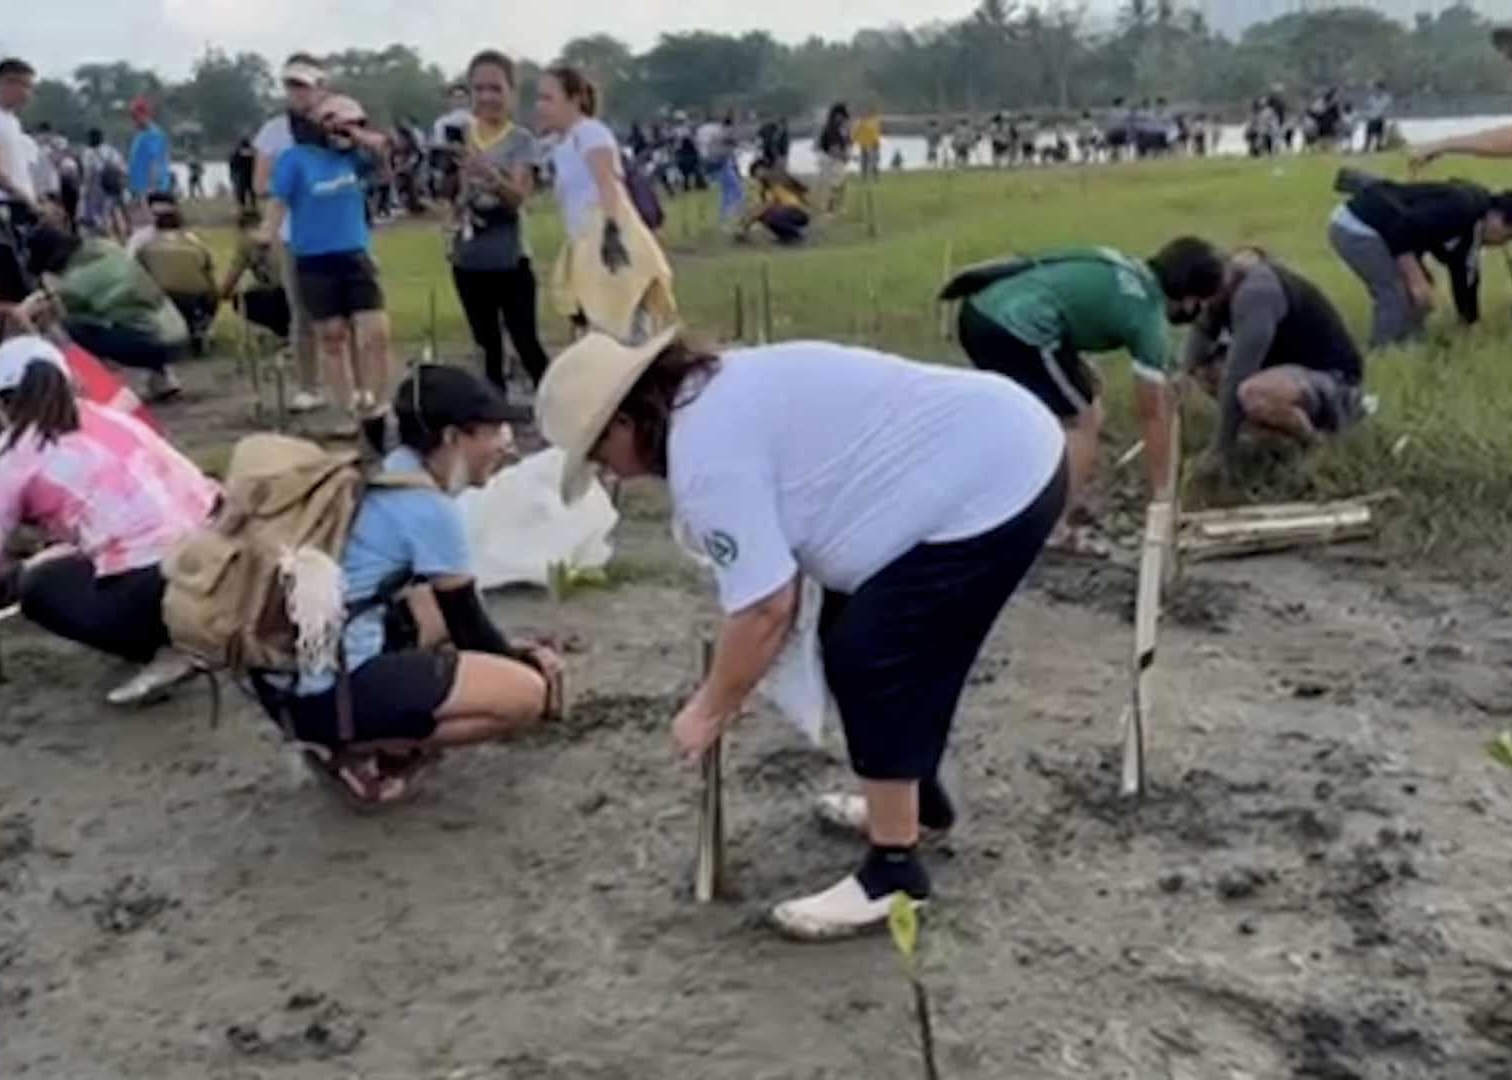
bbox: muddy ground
[5,357,1512,1079]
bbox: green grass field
[203,154,1512,563]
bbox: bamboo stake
[694,636,725,904]
[937,240,955,341]
[760,262,774,344]
[1122,500,1173,800]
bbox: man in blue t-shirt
[127,98,172,199]
[263,93,392,447]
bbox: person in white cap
[534,329,1067,940]
[262,93,393,451]
[0,335,217,705]
[254,54,328,414]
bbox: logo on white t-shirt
[703,531,739,568]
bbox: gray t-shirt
[451,125,537,272]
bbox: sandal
[302,746,412,809]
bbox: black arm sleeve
[433,583,517,658]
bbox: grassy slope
[201,154,1512,562]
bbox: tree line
[13,2,1512,153]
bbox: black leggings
[451,261,550,388]
[18,555,169,664]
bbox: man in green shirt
[946,238,1225,549]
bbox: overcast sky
[3,1,1130,81]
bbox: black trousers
[240,285,291,340]
[451,261,550,388]
[64,320,183,372]
[19,555,169,664]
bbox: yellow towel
[552,202,676,344]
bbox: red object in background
[62,344,163,434]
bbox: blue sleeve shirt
[271,144,373,257]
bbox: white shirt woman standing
[535,330,1068,941]
[535,65,673,344]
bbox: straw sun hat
[534,327,680,503]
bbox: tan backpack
[162,433,432,679]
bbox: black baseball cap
[393,364,510,433]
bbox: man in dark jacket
[1329,178,1512,348]
[1186,249,1366,476]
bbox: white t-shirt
[0,108,34,204]
[669,343,1066,614]
[550,118,622,240]
[254,115,295,242]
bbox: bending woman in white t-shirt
[535,66,674,344]
[535,329,1068,941]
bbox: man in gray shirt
[253,54,326,413]
[1184,249,1365,476]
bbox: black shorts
[958,301,1097,419]
[275,649,458,747]
[296,252,384,321]
[820,461,1067,781]
[1297,368,1364,434]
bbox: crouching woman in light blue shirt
[266,365,563,805]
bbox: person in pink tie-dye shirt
[0,335,217,705]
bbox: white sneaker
[289,390,326,414]
[106,652,197,707]
[813,793,952,843]
[770,874,925,942]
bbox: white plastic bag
[459,448,618,591]
[671,518,836,745]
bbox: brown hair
[617,338,720,476]
[468,49,516,89]
[546,65,599,118]
[2,362,79,452]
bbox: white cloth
[672,519,835,745]
[550,117,622,241]
[254,115,295,242]
[457,448,617,591]
[668,342,1066,615]
[0,107,33,204]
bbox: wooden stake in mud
[1122,500,1174,800]
[937,240,955,342]
[760,262,774,344]
[1164,402,1184,590]
[694,635,725,904]
[425,286,438,364]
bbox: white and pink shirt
[0,401,217,576]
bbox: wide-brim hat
[534,327,679,504]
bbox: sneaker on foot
[146,368,183,403]
[289,390,326,414]
[770,873,925,942]
[106,652,197,707]
[813,793,952,842]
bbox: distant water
[170,114,1512,195]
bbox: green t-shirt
[967,248,1172,381]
